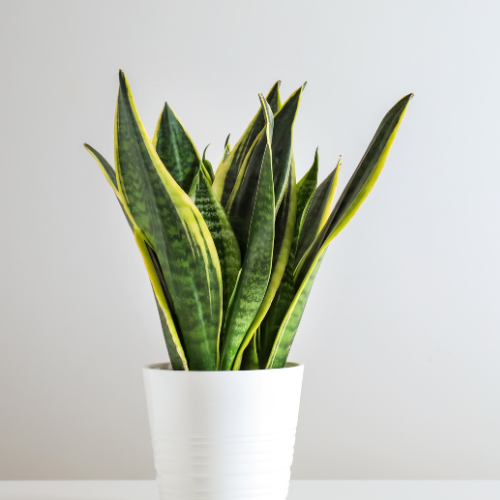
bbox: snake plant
[84,71,412,371]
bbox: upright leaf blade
[232,161,296,369]
[271,84,305,211]
[219,95,275,370]
[295,150,319,226]
[202,145,215,182]
[115,70,222,371]
[295,94,413,287]
[267,94,413,368]
[135,230,189,370]
[153,102,201,192]
[294,158,341,267]
[189,168,241,312]
[213,81,281,206]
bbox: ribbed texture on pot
[143,363,304,500]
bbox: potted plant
[84,71,411,500]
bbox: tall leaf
[115,70,222,371]
[295,150,319,226]
[135,231,189,370]
[153,101,201,193]
[268,94,413,368]
[258,154,317,366]
[84,143,188,368]
[232,162,296,370]
[295,94,413,287]
[294,158,341,267]
[271,84,305,211]
[213,81,281,206]
[189,168,241,312]
[219,95,275,370]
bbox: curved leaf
[294,158,341,267]
[213,81,281,206]
[295,150,319,226]
[266,255,325,369]
[232,161,296,370]
[153,101,201,192]
[219,95,275,370]
[202,145,215,182]
[295,93,413,287]
[268,94,413,368]
[189,168,241,312]
[115,70,222,371]
[271,84,305,211]
[135,230,189,370]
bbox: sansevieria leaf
[270,84,305,211]
[213,81,281,207]
[83,143,135,230]
[295,93,413,288]
[189,168,241,312]
[233,161,296,370]
[135,231,189,370]
[294,158,341,267]
[219,95,275,370]
[83,143,188,365]
[115,70,222,371]
[268,94,413,368]
[153,101,201,193]
[295,151,319,227]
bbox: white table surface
[0,481,499,500]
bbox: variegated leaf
[213,81,281,206]
[153,101,201,193]
[219,95,275,370]
[115,70,222,371]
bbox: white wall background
[1,0,499,480]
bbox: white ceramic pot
[143,362,304,500]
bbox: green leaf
[266,255,325,369]
[135,231,189,370]
[271,84,305,211]
[295,150,319,226]
[294,158,341,267]
[189,168,241,312]
[115,70,222,371]
[266,94,413,368]
[219,95,275,370]
[258,154,316,367]
[202,145,215,183]
[232,160,297,370]
[213,81,281,207]
[153,101,201,193]
[83,143,134,230]
[295,93,413,287]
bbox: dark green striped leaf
[294,158,341,267]
[153,101,201,193]
[232,161,296,370]
[115,70,222,371]
[271,84,305,211]
[189,168,241,312]
[267,94,413,368]
[213,81,281,207]
[295,150,319,226]
[219,95,275,370]
[84,143,187,368]
[295,94,413,287]
[266,255,325,368]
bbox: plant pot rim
[144,361,303,373]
